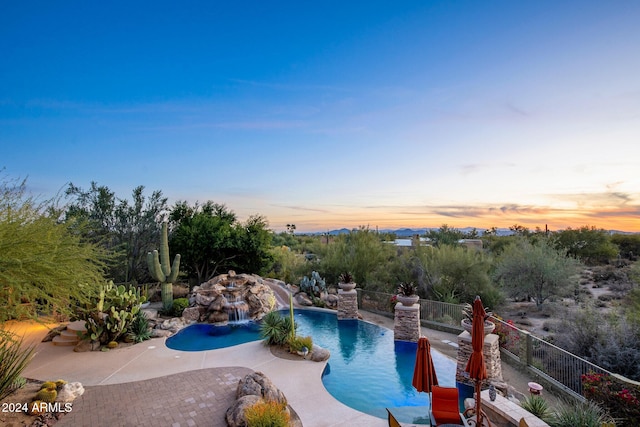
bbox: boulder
[150,329,172,338]
[208,295,227,312]
[236,372,287,404]
[191,271,277,323]
[195,292,216,307]
[57,382,84,403]
[295,293,313,306]
[141,308,158,319]
[160,317,186,331]
[310,344,330,362]
[323,293,339,308]
[225,394,262,427]
[182,307,200,322]
[73,340,100,352]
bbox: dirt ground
[0,379,66,427]
[497,265,635,337]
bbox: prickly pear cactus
[147,222,181,311]
[299,271,327,297]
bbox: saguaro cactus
[147,222,181,311]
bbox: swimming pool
[166,309,456,424]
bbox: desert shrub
[542,320,561,333]
[491,316,521,355]
[582,372,640,426]
[549,399,612,427]
[0,330,36,399]
[288,335,312,353]
[611,233,640,260]
[592,265,629,284]
[554,308,640,381]
[418,244,500,307]
[171,297,189,317]
[245,400,290,427]
[520,395,553,423]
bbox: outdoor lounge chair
[386,408,401,427]
[430,386,469,426]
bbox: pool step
[52,321,86,346]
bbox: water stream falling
[225,294,249,323]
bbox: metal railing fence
[357,289,632,401]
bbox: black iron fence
[357,289,635,401]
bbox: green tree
[169,201,238,285]
[494,238,579,306]
[611,233,640,260]
[233,214,273,275]
[0,176,106,322]
[420,245,500,307]
[552,226,618,265]
[64,182,168,283]
[169,202,273,285]
[317,226,394,288]
[426,224,464,247]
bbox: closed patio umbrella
[412,336,438,412]
[465,296,488,426]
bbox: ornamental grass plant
[0,330,36,400]
[245,400,290,427]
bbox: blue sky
[2,1,639,232]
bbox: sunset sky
[1,1,639,232]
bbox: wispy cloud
[273,204,331,213]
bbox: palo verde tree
[0,175,107,322]
[493,237,580,306]
[64,182,168,283]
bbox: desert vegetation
[2,175,640,422]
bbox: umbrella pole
[475,380,482,427]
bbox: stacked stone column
[393,303,421,342]
[456,331,503,387]
[337,288,359,319]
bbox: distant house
[388,236,431,247]
[458,239,483,250]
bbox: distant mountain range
[300,227,636,237]
[303,227,515,237]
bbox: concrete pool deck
[13,310,552,426]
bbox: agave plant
[549,400,612,427]
[260,311,296,346]
[397,282,417,296]
[520,395,553,423]
[462,302,493,322]
[339,272,354,284]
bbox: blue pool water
[166,309,456,424]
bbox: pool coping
[22,309,432,427]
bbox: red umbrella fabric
[412,336,438,393]
[465,296,488,426]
